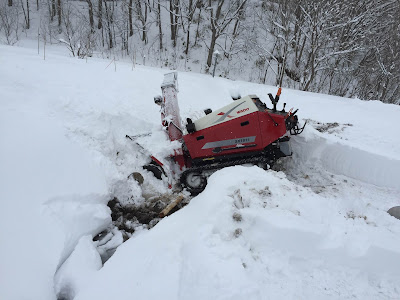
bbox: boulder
[388,206,400,220]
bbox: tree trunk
[144,2,148,43]
[8,0,12,6]
[97,0,102,29]
[57,0,62,32]
[20,0,30,29]
[86,0,94,32]
[206,0,224,68]
[103,0,113,48]
[184,0,195,55]
[37,0,39,10]
[135,1,147,43]
[303,25,317,91]
[169,0,175,42]
[101,24,104,47]
[206,30,217,68]
[26,0,30,29]
[52,0,56,19]
[128,0,133,36]
[112,0,117,47]
[277,41,288,87]
[47,0,53,22]
[173,0,179,47]
[194,7,201,46]
[185,27,190,55]
[157,1,163,50]
[232,17,239,38]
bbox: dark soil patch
[108,194,189,233]
[315,122,340,132]
[306,119,353,134]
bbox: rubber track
[180,155,270,194]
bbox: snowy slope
[0,46,111,300]
[1,44,400,300]
[76,166,400,300]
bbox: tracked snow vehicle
[140,72,305,194]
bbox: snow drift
[76,167,400,300]
[292,128,400,190]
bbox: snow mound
[75,166,400,300]
[54,235,102,300]
[44,194,111,270]
[291,127,400,189]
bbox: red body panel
[183,110,287,160]
[258,111,287,146]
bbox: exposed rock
[388,206,400,220]
[234,228,243,238]
[232,212,242,222]
[128,172,144,185]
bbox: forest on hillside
[1,0,399,104]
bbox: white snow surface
[1,44,400,300]
[54,235,102,300]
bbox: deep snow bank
[0,46,110,300]
[54,235,103,300]
[0,109,110,300]
[76,166,400,300]
[291,128,400,189]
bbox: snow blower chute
[141,72,305,194]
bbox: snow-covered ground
[1,44,400,300]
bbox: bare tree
[20,0,30,29]
[193,1,203,47]
[206,0,247,69]
[355,0,400,103]
[0,2,19,44]
[169,0,177,46]
[157,0,163,50]
[97,0,102,29]
[259,0,364,93]
[103,0,114,48]
[1,0,392,104]
[86,0,95,33]
[59,2,94,57]
[271,0,293,87]
[51,0,56,21]
[134,0,148,43]
[128,0,133,36]
[57,0,62,32]
[179,0,201,55]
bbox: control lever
[267,87,282,112]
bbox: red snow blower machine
[131,72,305,194]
